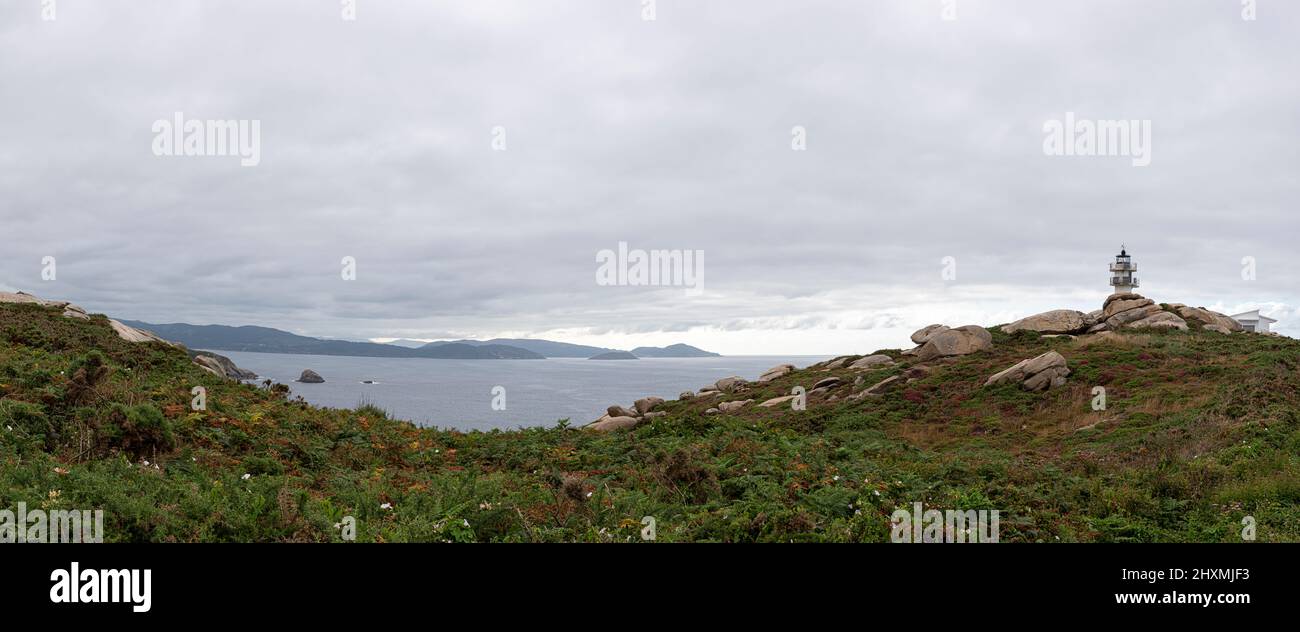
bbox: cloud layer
[2,0,1296,354]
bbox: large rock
[713,376,748,393]
[191,352,257,380]
[107,319,172,344]
[586,415,639,432]
[1127,311,1188,330]
[910,324,949,344]
[848,375,902,400]
[757,364,795,382]
[985,351,1070,392]
[813,376,843,389]
[296,369,325,383]
[633,397,665,415]
[1001,309,1088,335]
[849,354,895,369]
[913,325,992,362]
[607,404,637,418]
[758,395,798,408]
[1102,293,1151,317]
[717,399,753,413]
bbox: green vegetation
[2,302,1298,542]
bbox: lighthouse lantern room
[1109,246,1139,294]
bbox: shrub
[65,350,110,405]
[101,403,175,459]
[0,399,55,447]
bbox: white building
[1109,247,1139,294]
[1229,310,1277,333]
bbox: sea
[214,351,830,431]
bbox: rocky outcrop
[849,354,894,369]
[190,351,257,380]
[910,325,992,361]
[1093,293,1188,331]
[0,291,175,345]
[296,369,325,383]
[985,351,1070,391]
[1001,309,1088,335]
[607,404,637,418]
[1100,293,1158,326]
[192,355,225,377]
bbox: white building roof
[1230,310,1278,323]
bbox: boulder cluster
[579,291,1253,432]
[1167,304,1243,334]
[586,395,667,431]
[1000,292,1242,337]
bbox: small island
[588,351,639,360]
[630,343,720,357]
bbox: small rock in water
[297,369,325,383]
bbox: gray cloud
[2,0,1297,354]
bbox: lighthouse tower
[1109,246,1139,294]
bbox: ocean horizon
[215,350,831,431]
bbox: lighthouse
[1109,246,1139,294]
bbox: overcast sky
[2,0,1297,355]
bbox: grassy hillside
[2,301,1297,542]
